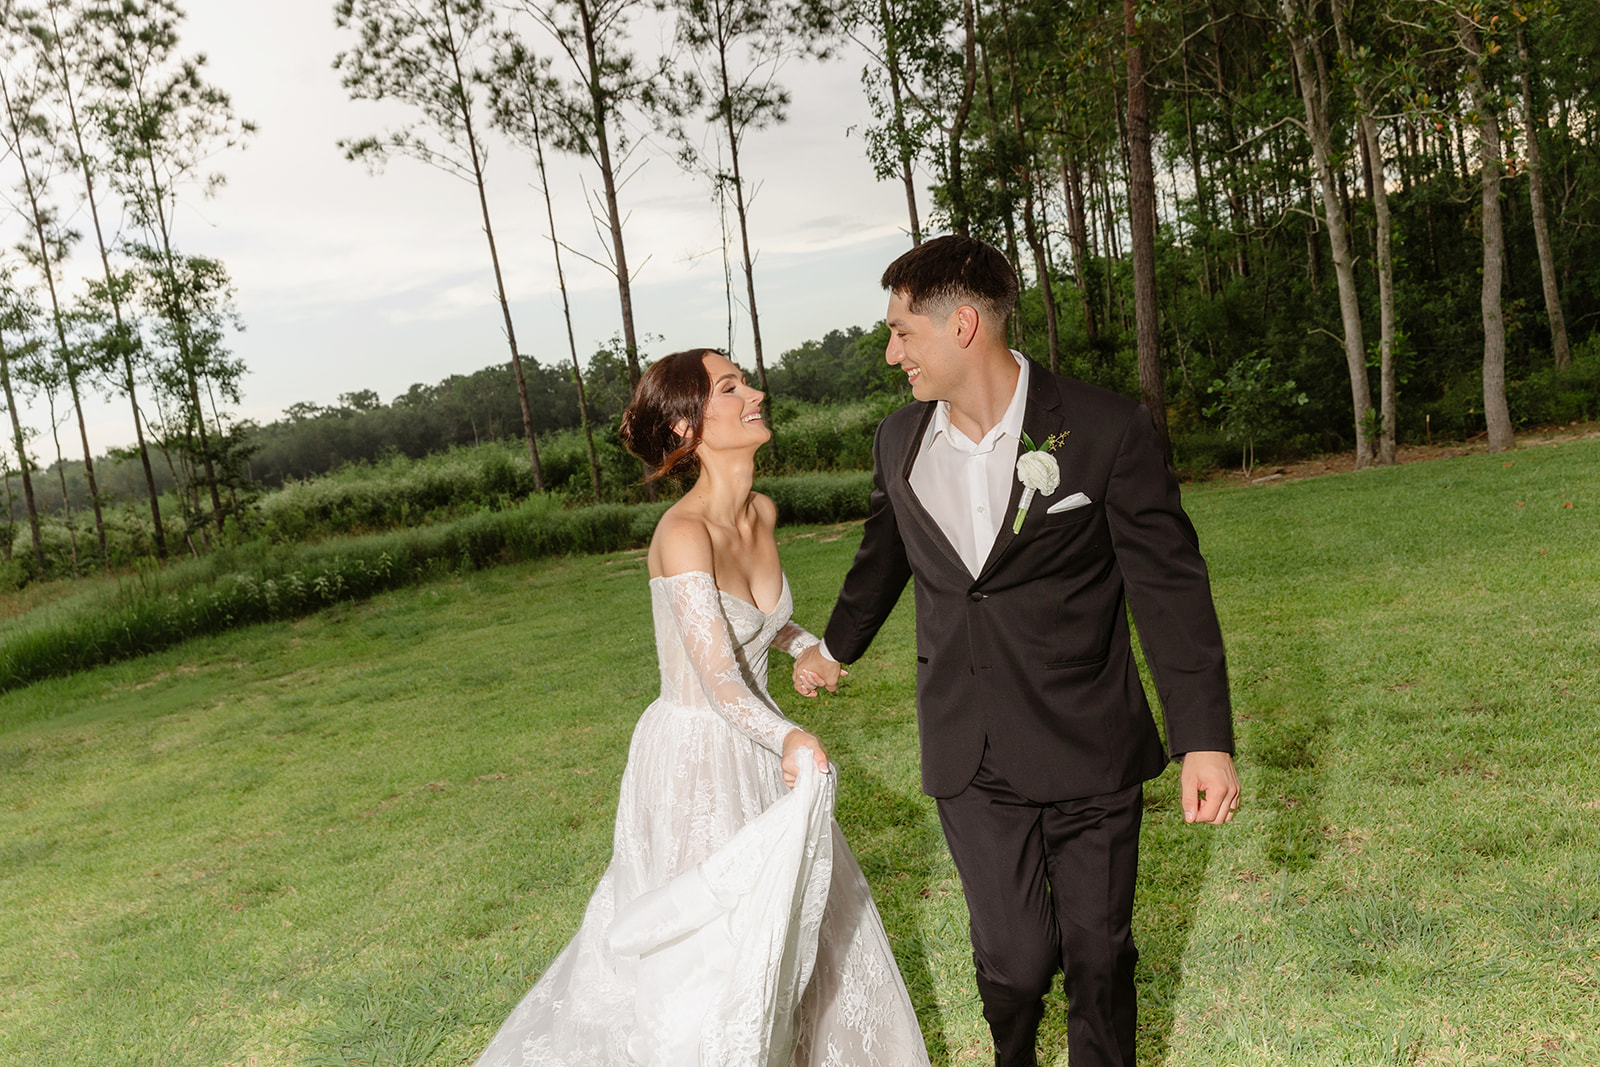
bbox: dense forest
[1,0,1598,577]
[847,0,1600,466]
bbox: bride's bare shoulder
[647,501,715,579]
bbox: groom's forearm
[823,462,912,664]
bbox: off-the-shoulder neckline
[649,568,789,616]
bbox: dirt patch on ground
[1190,420,1600,487]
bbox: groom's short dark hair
[881,235,1018,332]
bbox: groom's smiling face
[885,289,968,403]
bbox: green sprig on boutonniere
[1012,430,1068,533]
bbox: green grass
[1,438,1596,1065]
[1164,437,1600,1065]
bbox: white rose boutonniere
[1012,431,1066,534]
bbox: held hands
[1180,750,1241,825]
[792,644,846,697]
[781,729,831,789]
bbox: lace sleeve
[771,622,820,659]
[661,571,802,755]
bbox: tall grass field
[0,438,1595,1065]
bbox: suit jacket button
[968,591,983,602]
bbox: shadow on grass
[1248,638,1335,880]
[1123,772,1218,1066]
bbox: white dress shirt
[816,352,1029,665]
[908,350,1030,578]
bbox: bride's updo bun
[619,348,719,481]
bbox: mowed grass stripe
[1167,438,1599,1065]
[0,438,1595,1065]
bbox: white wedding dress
[474,570,930,1067]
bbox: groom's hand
[1181,751,1241,825]
[793,644,845,697]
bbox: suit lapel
[974,363,1066,584]
[894,402,970,577]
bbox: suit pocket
[1041,503,1098,529]
[1043,652,1108,671]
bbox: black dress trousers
[935,746,1143,1067]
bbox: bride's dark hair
[619,348,720,481]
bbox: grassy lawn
[1,437,1595,1065]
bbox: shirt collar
[925,350,1031,455]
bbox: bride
[474,349,929,1067]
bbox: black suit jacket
[822,362,1234,801]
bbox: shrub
[1508,338,1600,427]
[755,473,873,524]
[3,505,180,585]
[254,444,555,541]
[0,471,874,692]
[1170,429,1240,476]
[763,396,903,475]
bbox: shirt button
[976,505,985,514]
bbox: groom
[794,235,1238,1067]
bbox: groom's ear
[953,304,981,349]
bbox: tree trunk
[1283,0,1374,467]
[0,335,43,570]
[1330,0,1396,463]
[1179,42,1213,297]
[1517,26,1570,368]
[50,17,166,558]
[442,8,543,491]
[1021,169,1060,373]
[44,390,80,576]
[577,0,642,390]
[2,465,13,560]
[126,66,225,533]
[1458,14,1514,453]
[717,41,769,396]
[880,0,921,245]
[946,0,978,236]
[530,91,603,501]
[0,74,109,559]
[1208,0,1248,279]
[1125,0,1168,458]
[1059,150,1099,342]
[1365,113,1397,464]
[572,0,652,498]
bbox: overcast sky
[44,0,924,453]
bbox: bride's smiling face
[692,352,769,453]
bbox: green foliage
[1508,336,1600,426]
[1418,337,1600,439]
[532,425,642,503]
[0,505,167,584]
[0,497,636,693]
[754,472,873,524]
[246,359,590,487]
[1204,356,1309,471]
[0,470,870,690]
[762,395,904,475]
[764,323,904,403]
[254,444,555,542]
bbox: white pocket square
[1046,492,1093,514]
